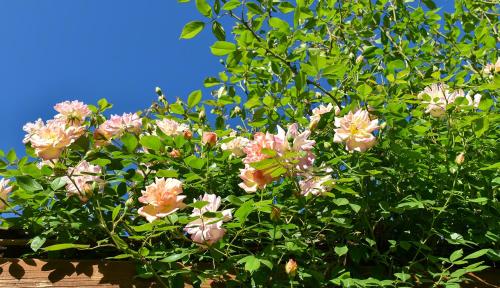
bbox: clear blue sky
[0,0,454,153]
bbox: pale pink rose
[97,113,142,140]
[299,175,333,196]
[156,118,188,137]
[138,178,186,222]
[0,179,13,210]
[54,100,91,125]
[333,109,379,152]
[418,84,458,118]
[309,103,340,129]
[184,193,232,246]
[22,118,45,144]
[29,119,85,160]
[465,92,482,108]
[221,136,250,157]
[238,165,274,193]
[202,132,217,146]
[483,58,500,75]
[63,161,102,202]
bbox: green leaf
[30,236,46,252]
[269,17,290,32]
[180,21,205,39]
[222,0,240,10]
[187,90,202,108]
[450,249,463,262]
[112,205,122,222]
[16,176,43,192]
[210,41,236,56]
[50,177,67,191]
[238,255,261,273]
[121,133,138,152]
[211,21,226,41]
[335,246,348,256]
[140,135,162,151]
[6,149,16,163]
[464,249,489,260]
[184,155,205,170]
[195,0,211,17]
[170,102,185,114]
[473,117,489,137]
[43,243,90,251]
[157,169,179,178]
[235,200,255,223]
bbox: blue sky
[0,0,454,153]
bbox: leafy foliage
[0,0,499,287]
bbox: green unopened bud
[323,142,332,149]
[199,110,206,120]
[125,197,134,207]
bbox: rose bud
[455,152,465,165]
[183,130,193,140]
[169,149,181,158]
[285,259,297,278]
[202,132,217,147]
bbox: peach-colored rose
[138,178,186,222]
[184,193,232,246]
[309,103,340,130]
[156,118,188,137]
[483,58,500,75]
[0,179,13,210]
[54,100,91,125]
[28,119,85,160]
[418,84,458,118]
[97,113,142,140]
[64,161,102,202]
[333,109,379,152]
[221,134,250,157]
[299,175,333,196]
[238,165,274,193]
[202,132,217,146]
[243,132,276,164]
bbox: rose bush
[0,0,499,287]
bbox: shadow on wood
[0,258,156,287]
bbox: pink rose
[97,113,142,140]
[184,193,232,246]
[54,100,91,125]
[28,119,85,160]
[156,118,188,137]
[64,161,102,202]
[333,109,379,152]
[138,178,186,222]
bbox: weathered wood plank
[0,258,156,287]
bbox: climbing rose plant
[0,0,499,287]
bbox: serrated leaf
[210,41,236,56]
[180,21,205,39]
[140,135,162,151]
[16,176,43,192]
[187,90,202,108]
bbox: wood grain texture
[0,258,156,287]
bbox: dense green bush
[0,0,498,287]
